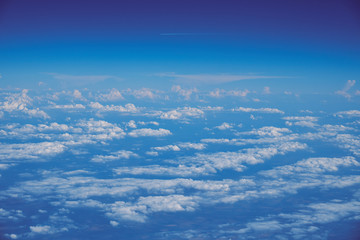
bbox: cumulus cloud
[97,88,124,101]
[128,128,172,137]
[51,104,86,109]
[335,110,360,118]
[209,89,250,98]
[159,107,204,120]
[89,102,139,113]
[232,107,284,114]
[0,208,24,221]
[129,88,159,99]
[0,90,49,119]
[247,126,291,137]
[0,142,66,161]
[215,122,233,130]
[261,156,359,177]
[284,116,319,128]
[171,85,197,100]
[91,150,138,163]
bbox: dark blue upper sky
[0,0,359,91]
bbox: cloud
[97,88,124,101]
[51,104,86,109]
[0,90,49,119]
[247,126,291,137]
[30,225,52,234]
[152,142,206,152]
[335,80,356,99]
[232,107,284,114]
[0,208,24,221]
[129,88,158,99]
[260,156,359,177]
[335,110,360,118]
[128,128,172,137]
[157,73,286,84]
[171,85,197,100]
[158,107,204,120]
[209,89,250,98]
[215,122,233,130]
[72,90,83,99]
[283,116,318,128]
[153,145,181,151]
[263,86,271,94]
[91,150,138,163]
[89,102,139,113]
[0,142,66,161]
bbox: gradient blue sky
[1,0,360,91]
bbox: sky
[1,1,360,240]
[1,0,360,91]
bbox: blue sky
[1,1,360,240]
[1,0,360,92]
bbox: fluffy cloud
[97,88,124,101]
[261,156,359,177]
[209,89,250,98]
[0,208,24,221]
[91,150,138,163]
[0,90,49,119]
[0,142,66,161]
[130,88,158,99]
[215,122,233,130]
[171,85,197,100]
[89,102,139,113]
[51,104,86,109]
[128,128,172,137]
[335,110,360,118]
[247,126,291,137]
[232,107,284,114]
[159,107,204,120]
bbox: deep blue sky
[0,0,359,91]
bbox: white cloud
[73,90,83,99]
[130,88,158,99]
[284,116,318,128]
[89,102,139,113]
[261,156,359,177]
[171,85,197,100]
[159,107,204,120]
[335,110,360,118]
[209,89,250,98]
[126,120,137,128]
[128,128,172,137]
[0,208,24,221]
[0,142,66,161]
[98,88,124,101]
[51,104,86,109]
[215,122,233,130]
[232,107,284,114]
[30,225,52,234]
[335,80,356,99]
[248,126,291,137]
[178,142,206,150]
[91,150,138,163]
[153,145,181,151]
[146,151,159,156]
[0,90,49,119]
